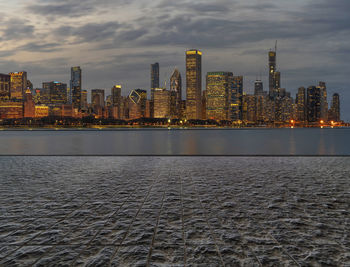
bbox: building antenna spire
[275,40,278,53]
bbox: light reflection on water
[0,128,349,155]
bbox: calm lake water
[0,128,349,155]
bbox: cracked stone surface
[0,156,349,266]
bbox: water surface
[0,128,349,155]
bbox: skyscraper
[273,71,281,92]
[170,68,182,118]
[268,50,276,96]
[329,93,340,122]
[111,85,122,107]
[154,88,170,118]
[296,87,306,122]
[128,90,142,119]
[318,82,328,121]
[135,89,147,117]
[306,86,321,123]
[43,81,67,105]
[0,74,11,101]
[186,49,202,120]
[91,89,105,108]
[151,63,159,101]
[242,94,257,123]
[206,72,232,121]
[254,80,264,96]
[70,66,82,109]
[9,72,27,101]
[229,76,243,121]
[81,90,88,109]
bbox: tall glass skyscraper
[268,50,276,96]
[306,86,321,123]
[151,63,159,101]
[186,49,202,120]
[70,66,82,109]
[229,76,243,121]
[329,93,340,122]
[9,71,27,101]
[296,87,306,122]
[170,68,182,118]
[206,72,232,121]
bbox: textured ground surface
[0,157,349,266]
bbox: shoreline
[0,125,348,131]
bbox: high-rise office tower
[0,73,11,101]
[318,82,328,121]
[254,80,264,96]
[128,90,142,119]
[81,90,88,109]
[186,49,202,120]
[43,81,67,105]
[306,86,321,123]
[151,63,159,101]
[170,68,182,118]
[154,88,170,118]
[70,66,82,109]
[229,76,243,121]
[111,85,122,107]
[9,71,27,101]
[135,89,147,117]
[242,94,257,123]
[329,93,340,122]
[268,50,276,96]
[91,89,105,108]
[296,87,306,122]
[206,72,232,121]
[273,71,281,93]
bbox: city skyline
[0,0,349,120]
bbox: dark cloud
[26,0,133,17]
[54,22,121,43]
[17,42,62,52]
[0,19,35,41]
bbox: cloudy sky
[0,0,349,119]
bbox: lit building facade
[242,94,257,123]
[43,81,67,105]
[135,89,147,117]
[151,63,159,101]
[0,102,23,119]
[23,89,35,118]
[296,87,306,122]
[306,86,321,123]
[70,66,82,109]
[268,50,276,96]
[170,68,182,118]
[254,80,264,96]
[329,93,340,122]
[206,72,232,121]
[229,76,243,121]
[33,88,50,105]
[0,73,11,101]
[35,105,49,118]
[186,49,202,120]
[154,88,170,118]
[128,90,142,120]
[318,82,328,121]
[91,89,105,108]
[9,72,27,101]
[81,90,88,109]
